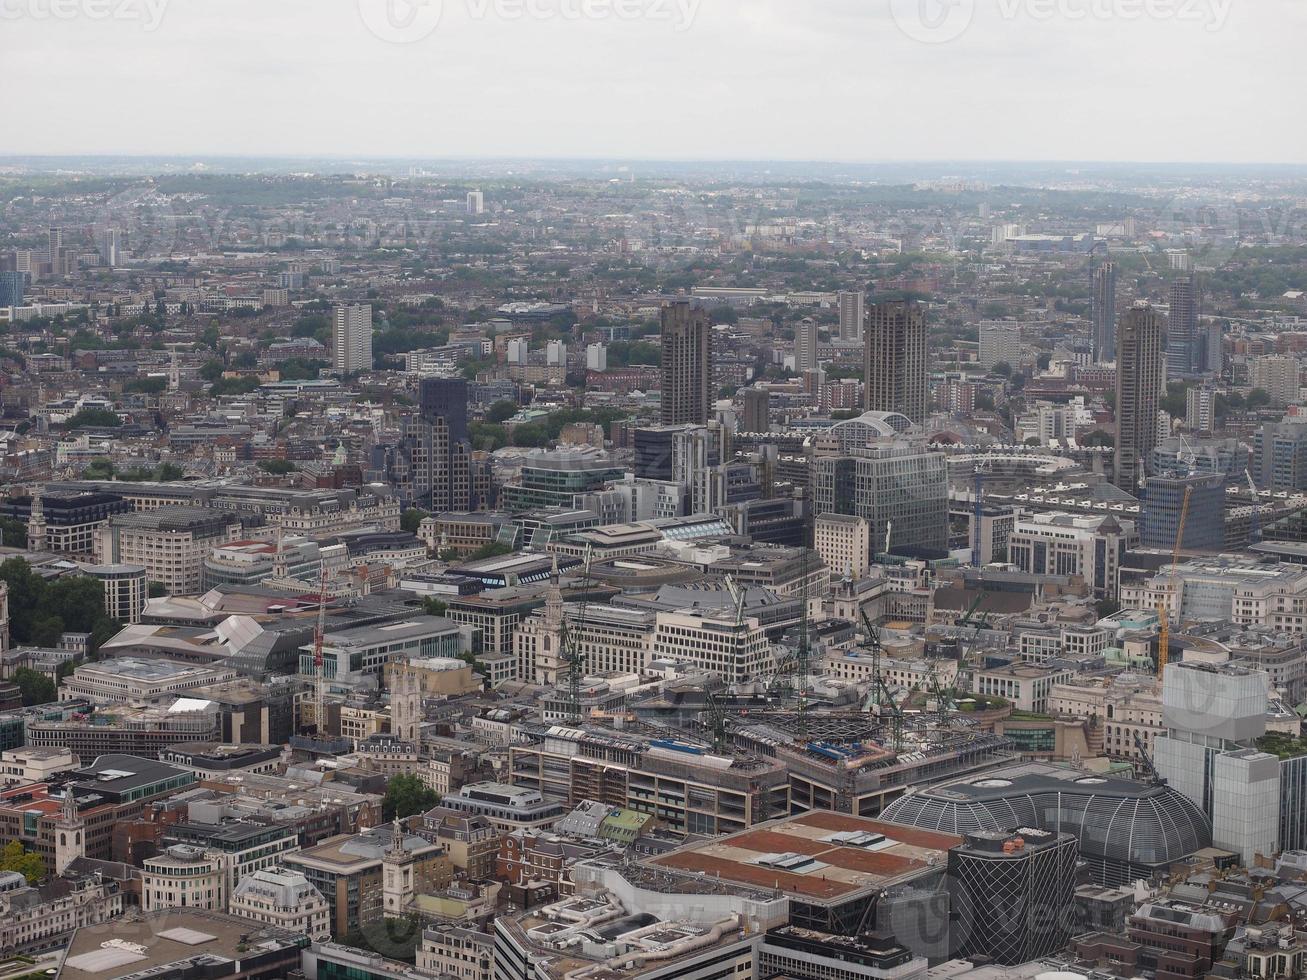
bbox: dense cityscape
[2,144,1307,980]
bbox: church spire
[27,486,46,553]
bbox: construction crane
[1132,731,1166,786]
[971,463,990,567]
[857,611,906,748]
[858,610,883,709]
[561,546,594,724]
[1245,469,1263,544]
[794,551,816,743]
[1157,484,1193,677]
[704,688,731,754]
[311,560,329,735]
[953,591,990,691]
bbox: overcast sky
[4,0,1305,163]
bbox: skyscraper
[378,377,492,511]
[809,445,948,555]
[333,304,373,374]
[660,300,713,426]
[837,290,864,342]
[1252,417,1307,491]
[864,300,927,422]
[98,228,121,268]
[1140,472,1225,550]
[794,317,819,373]
[1203,320,1224,376]
[1092,261,1117,363]
[419,375,469,441]
[1167,276,1199,378]
[1186,386,1216,434]
[1115,303,1165,491]
[740,388,770,434]
[0,271,24,309]
[48,227,64,273]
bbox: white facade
[838,291,864,343]
[333,304,373,373]
[230,868,331,940]
[979,321,1023,370]
[142,846,227,912]
[1249,354,1301,408]
[814,514,871,580]
[1153,662,1280,864]
[1007,512,1130,598]
[973,664,1075,713]
[794,318,819,373]
[0,747,79,785]
[651,611,773,683]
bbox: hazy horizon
[5,0,1305,164]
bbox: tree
[1247,388,1273,410]
[470,542,513,561]
[83,458,116,480]
[47,576,115,634]
[199,360,225,381]
[420,597,448,617]
[510,424,548,448]
[64,407,122,429]
[124,376,168,394]
[0,559,120,657]
[382,774,439,821]
[992,361,1012,378]
[258,459,297,475]
[1082,430,1115,448]
[210,377,261,397]
[13,667,55,706]
[30,614,64,647]
[1095,598,1121,620]
[0,517,26,548]
[0,840,46,884]
[157,462,184,481]
[278,358,325,382]
[148,581,168,598]
[0,558,47,645]
[1160,381,1191,418]
[401,509,429,534]
[485,400,518,424]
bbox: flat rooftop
[650,811,960,902]
[74,658,228,682]
[58,908,303,980]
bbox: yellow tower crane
[1157,485,1193,677]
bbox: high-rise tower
[838,290,864,342]
[660,300,713,426]
[333,304,373,374]
[864,300,927,422]
[1167,276,1199,378]
[1092,261,1117,363]
[1115,303,1165,491]
[794,318,819,374]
